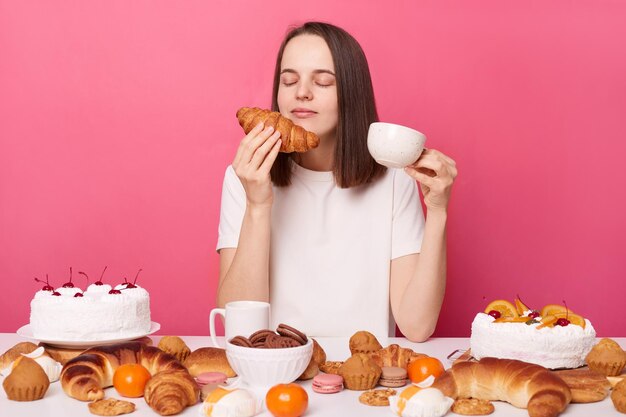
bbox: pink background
[1,1,625,338]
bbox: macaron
[312,373,344,394]
[379,366,408,388]
[196,372,228,386]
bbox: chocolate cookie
[276,323,308,345]
[249,329,275,345]
[229,336,253,348]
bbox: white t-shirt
[217,162,424,341]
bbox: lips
[291,108,317,119]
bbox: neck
[293,132,336,171]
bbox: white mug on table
[209,300,270,348]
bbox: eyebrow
[280,68,336,76]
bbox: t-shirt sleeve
[216,165,246,252]
[391,169,425,259]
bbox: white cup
[367,122,427,168]
[209,301,270,348]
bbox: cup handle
[209,308,226,348]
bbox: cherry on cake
[29,268,151,341]
[470,297,596,369]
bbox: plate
[16,322,161,348]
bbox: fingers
[233,122,264,168]
[404,166,437,187]
[258,138,282,176]
[250,130,281,170]
[242,125,276,165]
[411,149,458,180]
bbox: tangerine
[407,356,445,384]
[266,383,308,417]
[112,363,152,398]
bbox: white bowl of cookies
[225,324,313,389]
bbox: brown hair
[270,22,386,188]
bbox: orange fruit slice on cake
[493,316,529,323]
[537,314,558,329]
[554,312,586,328]
[540,304,574,318]
[484,300,518,318]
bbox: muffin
[299,339,327,380]
[349,331,383,355]
[2,357,50,401]
[612,379,626,413]
[585,338,626,376]
[338,353,382,390]
[158,336,191,363]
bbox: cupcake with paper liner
[199,387,259,417]
[585,338,626,376]
[349,331,383,355]
[2,357,50,401]
[389,386,454,417]
[338,353,381,390]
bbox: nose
[296,81,313,101]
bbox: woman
[216,22,457,342]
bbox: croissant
[367,344,427,370]
[60,341,198,415]
[144,369,199,416]
[431,358,571,417]
[236,107,320,153]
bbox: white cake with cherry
[29,269,151,341]
[470,298,596,369]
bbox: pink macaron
[312,373,343,394]
[196,372,228,386]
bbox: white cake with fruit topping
[29,273,151,341]
[470,298,596,369]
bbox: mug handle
[209,308,226,348]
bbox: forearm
[397,210,447,341]
[217,204,272,307]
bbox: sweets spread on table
[29,268,151,341]
[5,295,626,417]
[470,297,597,369]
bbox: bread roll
[183,347,236,378]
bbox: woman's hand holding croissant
[232,122,282,207]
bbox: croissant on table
[144,369,199,416]
[236,107,320,153]
[431,357,571,417]
[60,342,199,415]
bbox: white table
[0,334,623,417]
